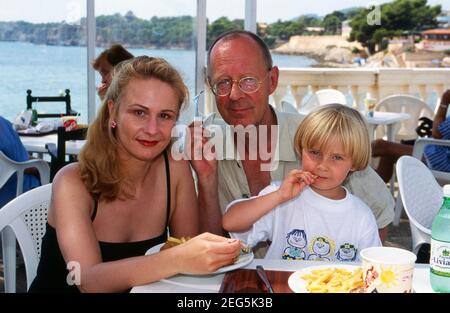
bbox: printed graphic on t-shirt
[335,243,358,261]
[307,236,335,261]
[282,229,307,260]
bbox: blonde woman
[29,57,240,293]
[223,104,381,261]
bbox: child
[222,103,382,261]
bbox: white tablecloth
[19,133,85,155]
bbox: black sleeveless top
[28,151,171,293]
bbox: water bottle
[430,184,450,292]
[31,108,38,126]
[345,86,354,108]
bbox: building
[421,28,450,51]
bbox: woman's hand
[174,233,241,274]
[97,83,109,100]
[276,169,316,203]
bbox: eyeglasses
[210,71,270,97]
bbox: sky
[0,0,448,24]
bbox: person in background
[223,104,381,261]
[92,44,134,100]
[29,56,240,293]
[372,89,450,183]
[0,115,40,208]
[188,30,394,251]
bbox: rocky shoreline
[272,35,450,68]
[272,35,364,68]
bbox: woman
[29,56,241,293]
[92,44,134,100]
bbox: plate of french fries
[288,264,364,293]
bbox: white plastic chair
[412,137,450,185]
[300,89,347,114]
[0,183,52,292]
[280,100,299,114]
[396,156,442,255]
[315,89,347,106]
[392,137,450,226]
[375,95,434,142]
[0,151,50,293]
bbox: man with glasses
[189,30,394,253]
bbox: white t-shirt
[227,182,382,261]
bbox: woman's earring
[111,120,117,128]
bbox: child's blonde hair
[294,103,371,171]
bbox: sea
[0,41,317,124]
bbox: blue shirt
[0,116,40,207]
[424,116,450,172]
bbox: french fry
[160,236,191,251]
[300,267,363,293]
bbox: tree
[267,19,304,41]
[323,15,342,35]
[349,0,441,53]
[207,17,243,48]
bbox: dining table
[19,133,85,156]
[130,258,433,293]
[364,111,411,194]
[365,111,411,142]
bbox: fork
[256,265,274,293]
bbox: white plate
[184,250,254,275]
[288,264,360,293]
[145,243,254,276]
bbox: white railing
[204,68,450,114]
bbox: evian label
[430,238,450,277]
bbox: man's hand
[187,121,218,181]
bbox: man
[0,115,41,207]
[189,30,394,247]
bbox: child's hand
[277,169,316,202]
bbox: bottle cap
[443,184,450,196]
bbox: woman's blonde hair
[78,56,188,201]
[294,103,371,171]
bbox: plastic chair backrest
[280,100,299,114]
[375,94,434,141]
[396,156,442,254]
[315,89,347,106]
[0,184,52,292]
[0,151,50,195]
[412,137,450,185]
[0,151,49,293]
[300,89,347,114]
